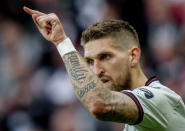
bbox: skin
[84,37,131,91]
[23,6,148,124]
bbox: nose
[92,60,104,77]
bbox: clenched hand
[23,6,67,45]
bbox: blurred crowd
[0,0,184,131]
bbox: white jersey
[122,76,185,131]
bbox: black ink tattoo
[78,80,96,98]
[66,52,88,83]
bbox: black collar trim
[145,76,158,86]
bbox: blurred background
[0,0,184,130]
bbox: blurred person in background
[23,5,185,131]
[143,0,185,103]
[0,19,43,131]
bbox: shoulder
[122,79,185,129]
[133,80,181,102]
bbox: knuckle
[36,17,46,27]
[37,16,44,22]
[36,16,41,21]
[49,13,56,16]
[49,13,58,19]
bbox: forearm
[63,52,111,109]
[57,38,111,111]
[57,38,138,124]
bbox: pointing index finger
[23,6,45,16]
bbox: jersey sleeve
[122,83,177,128]
[123,90,144,125]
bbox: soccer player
[23,7,185,131]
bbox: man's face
[84,37,131,91]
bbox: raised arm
[23,7,140,124]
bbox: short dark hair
[81,19,140,49]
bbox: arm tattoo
[95,91,139,124]
[65,52,88,84]
[77,80,96,98]
[62,51,139,124]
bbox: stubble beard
[107,69,131,92]
[120,69,131,91]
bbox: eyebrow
[84,51,113,60]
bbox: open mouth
[101,79,109,83]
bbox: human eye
[86,59,94,65]
[100,54,111,60]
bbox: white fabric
[124,81,185,131]
[57,38,76,57]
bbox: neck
[130,65,148,90]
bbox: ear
[128,47,141,68]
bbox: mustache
[98,73,111,80]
